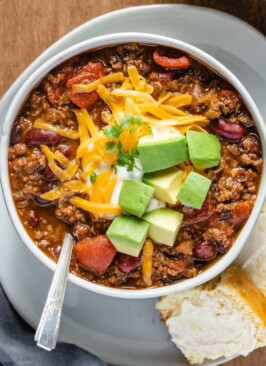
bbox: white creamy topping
[166,294,256,363]
[110,159,143,205]
[145,198,166,213]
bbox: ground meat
[216,89,241,115]
[43,106,78,130]
[55,201,87,224]
[153,252,191,281]
[72,222,99,240]
[239,153,263,171]
[225,139,263,172]
[203,222,234,253]
[105,266,127,287]
[43,61,75,105]
[213,177,244,202]
[241,134,261,154]
[109,55,123,71]
[8,143,27,159]
[231,113,254,127]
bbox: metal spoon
[34,233,74,351]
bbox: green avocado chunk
[176,171,211,209]
[119,180,155,217]
[187,130,221,170]
[143,208,183,246]
[138,135,188,173]
[143,167,183,204]
[106,216,149,257]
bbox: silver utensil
[34,233,74,351]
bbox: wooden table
[0,1,265,365]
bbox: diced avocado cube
[143,208,183,246]
[138,136,188,173]
[106,216,149,257]
[118,180,154,217]
[187,130,221,170]
[177,171,211,209]
[143,167,183,204]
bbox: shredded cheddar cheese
[37,64,210,217]
[34,119,79,139]
[72,72,124,93]
[142,239,153,287]
[70,196,123,215]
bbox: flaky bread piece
[156,267,266,365]
[242,245,266,296]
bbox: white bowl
[1,32,266,299]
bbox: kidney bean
[194,242,217,261]
[211,118,247,142]
[33,195,55,207]
[43,166,58,181]
[27,209,39,227]
[25,128,61,146]
[11,123,23,145]
[117,253,142,273]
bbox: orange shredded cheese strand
[142,239,153,287]
[166,94,193,107]
[159,104,187,116]
[90,169,115,203]
[178,124,208,135]
[40,189,62,201]
[70,196,123,215]
[72,72,124,93]
[53,150,70,168]
[34,119,79,139]
[74,108,98,137]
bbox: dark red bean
[25,128,61,146]
[117,253,142,273]
[27,209,39,227]
[43,166,58,181]
[211,118,247,142]
[11,123,23,145]
[194,242,217,261]
[33,195,55,207]
[58,144,72,157]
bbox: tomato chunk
[153,48,190,69]
[231,202,251,228]
[68,91,99,109]
[67,61,105,108]
[73,235,116,275]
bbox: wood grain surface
[0,1,266,365]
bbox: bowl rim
[1,32,266,299]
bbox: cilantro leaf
[90,172,98,184]
[119,114,142,131]
[117,149,141,172]
[105,141,119,154]
[103,124,122,138]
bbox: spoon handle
[34,233,74,351]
